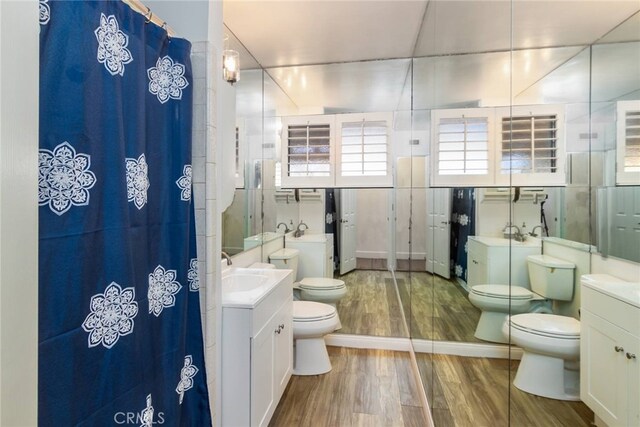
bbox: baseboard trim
[412,339,523,360]
[325,334,412,351]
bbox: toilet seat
[293,301,337,322]
[471,284,533,300]
[510,313,580,339]
[298,277,346,291]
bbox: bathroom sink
[223,273,270,293]
[222,267,293,308]
[581,274,640,308]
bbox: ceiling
[224,1,640,114]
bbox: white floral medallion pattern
[39,0,50,25]
[140,394,154,427]
[458,214,469,226]
[81,282,139,349]
[454,264,463,277]
[176,355,199,404]
[187,258,199,292]
[176,165,192,201]
[147,56,189,104]
[95,13,133,76]
[148,265,182,317]
[39,142,96,215]
[126,154,150,210]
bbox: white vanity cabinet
[222,271,293,427]
[285,233,334,280]
[581,278,640,427]
[467,236,541,287]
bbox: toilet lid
[510,313,580,339]
[471,284,533,300]
[299,277,346,291]
[293,301,336,322]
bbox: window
[280,113,392,188]
[617,100,640,185]
[496,105,565,186]
[280,115,334,188]
[431,108,494,187]
[336,113,392,187]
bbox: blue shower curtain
[450,188,476,283]
[39,1,211,425]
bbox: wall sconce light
[223,49,240,85]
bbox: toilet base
[474,311,509,343]
[293,337,332,376]
[514,352,580,401]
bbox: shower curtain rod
[122,0,176,37]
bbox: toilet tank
[269,248,300,281]
[527,254,576,301]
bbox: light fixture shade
[222,49,240,84]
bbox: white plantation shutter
[280,115,334,188]
[617,100,640,185]
[431,109,494,187]
[497,105,565,186]
[336,113,392,187]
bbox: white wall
[0,1,39,424]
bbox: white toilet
[469,284,547,343]
[502,254,581,401]
[291,301,339,375]
[269,248,347,329]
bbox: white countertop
[469,235,542,247]
[222,267,293,308]
[285,233,329,243]
[581,274,640,308]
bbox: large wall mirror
[223,3,639,424]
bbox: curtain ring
[144,7,152,23]
[162,22,171,40]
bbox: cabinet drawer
[582,286,640,336]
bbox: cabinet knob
[615,346,625,353]
[627,353,637,360]
[274,328,281,334]
[472,260,478,264]
[279,324,285,330]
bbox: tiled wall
[191,41,217,419]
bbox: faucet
[511,225,527,242]
[221,251,232,266]
[276,222,290,233]
[529,224,543,237]
[294,221,308,238]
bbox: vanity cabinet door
[581,310,629,426]
[251,322,276,427]
[274,299,293,399]
[627,334,640,427]
[467,240,487,286]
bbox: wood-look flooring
[336,270,408,337]
[397,271,482,343]
[416,353,594,427]
[336,269,480,342]
[269,347,428,427]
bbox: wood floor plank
[270,347,425,427]
[415,353,594,427]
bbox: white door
[426,188,451,278]
[339,189,357,275]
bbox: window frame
[335,112,393,188]
[495,105,566,187]
[616,100,640,186]
[280,114,335,188]
[430,108,496,187]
